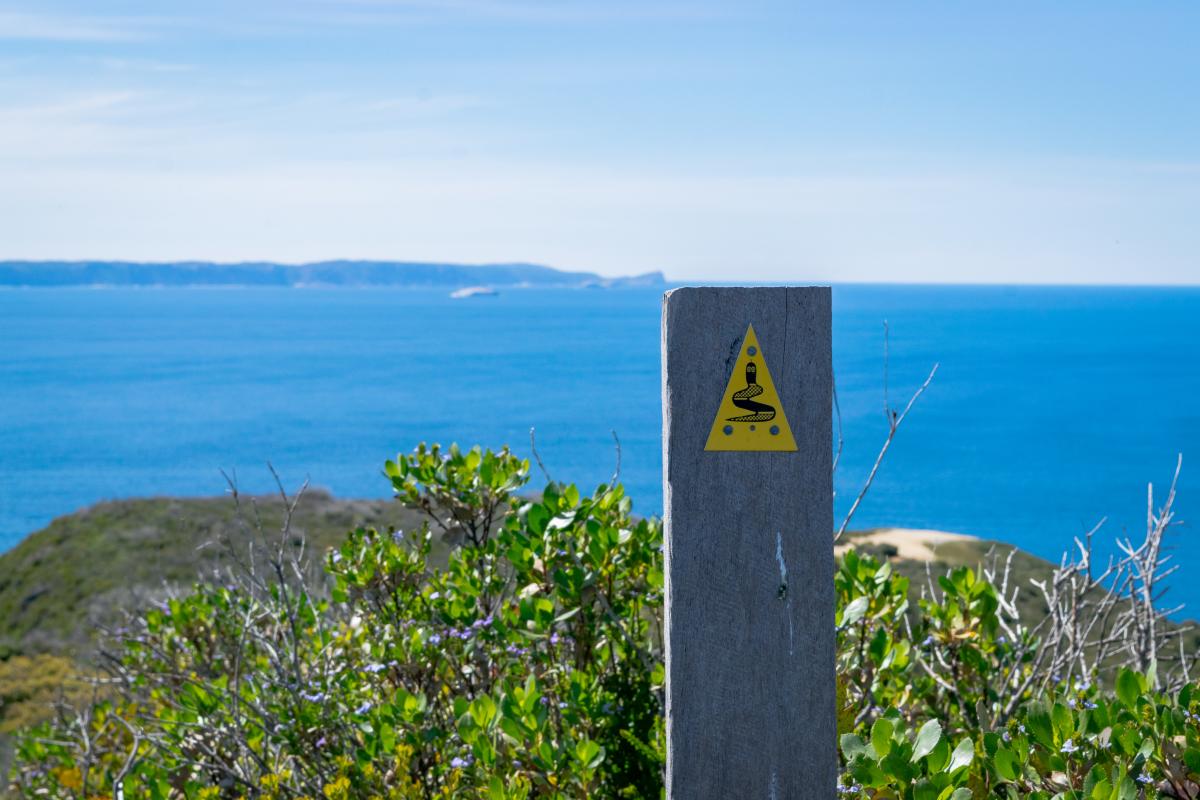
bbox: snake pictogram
[726,361,776,422]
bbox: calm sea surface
[2,286,1197,606]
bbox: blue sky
[2,1,1198,283]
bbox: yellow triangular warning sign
[704,324,798,452]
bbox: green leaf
[471,695,497,727]
[1115,669,1141,710]
[842,596,870,626]
[1051,702,1074,739]
[499,717,525,742]
[574,739,605,769]
[946,737,974,774]
[868,625,890,665]
[1184,747,1200,775]
[994,747,1017,781]
[841,733,874,762]
[526,503,550,534]
[1025,703,1056,749]
[912,719,943,762]
[913,780,938,800]
[651,662,666,687]
[871,717,895,759]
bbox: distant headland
[0,260,666,289]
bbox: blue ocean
[1,286,1197,607]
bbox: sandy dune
[836,528,979,562]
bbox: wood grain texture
[662,287,835,799]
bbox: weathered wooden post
[661,287,835,798]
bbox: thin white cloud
[301,0,729,26]
[89,56,195,73]
[3,87,1198,285]
[0,90,186,160]
[0,85,493,164]
[0,10,151,42]
[3,156,1198,284]
[364,94,485,115]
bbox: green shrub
[7,443,1198,798]
[9,444,663,798]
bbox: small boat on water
[449,286,499,299]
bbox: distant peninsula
[0,260,666,289]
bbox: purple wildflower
[429,633,442,645]
[1060,739,1079,754]
[364,662,387,674]
[354,701,372,715]
[1137,774,1152,784]
[315,736,327,749]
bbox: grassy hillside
[838,528,1060,626]
[0,492,431,778]
[0,491,426,659]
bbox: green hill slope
[0,492,431,776]
[0,492,425,658]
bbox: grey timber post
[661,287,835,799]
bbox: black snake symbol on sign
[726,361,777,423]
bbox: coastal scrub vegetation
[5,444,1198,798]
